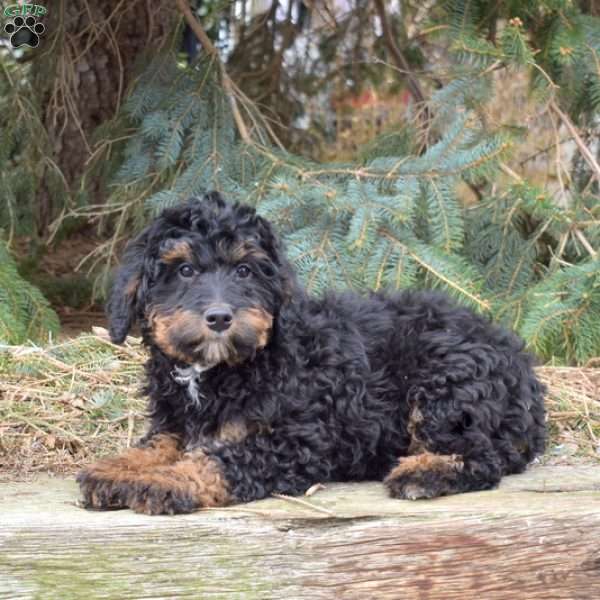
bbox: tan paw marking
[386,451,464,481]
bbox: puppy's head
[107,192,296,366]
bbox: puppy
[77,192,546,514]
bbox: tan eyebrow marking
[161,240,193,263]
[228,241,269,263]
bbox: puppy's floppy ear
[107,230,149,343]
[254,214,298,301]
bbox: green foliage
[115,55,502,309]
[250,76,509,316]
[0,241,60,344]
[106,46,600,365]
[2,1,599,363]
[0,56,47,237]
[113,53,266,215]
[521,259,600,364]
[464,184,600,363]
[440,0,600,123]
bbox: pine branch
[175,0,251,144]
[500,154,598,260]
[0,241,59,344]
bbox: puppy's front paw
[77,453,229,515]
[76,467,131,510]
[77,463,198,514]
[128,480,199,515]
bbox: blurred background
[2,0,599,363]
[0,1,599,473]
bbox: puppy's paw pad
[394,482,431,500]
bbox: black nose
[204,305,233,332]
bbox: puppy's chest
[214,419,272,443]
[183,417,274,451]
[172,365,272,448]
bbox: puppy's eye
[236,264,251,278]
[261,265,275,277]
[179,263,195,278]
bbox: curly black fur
[78,192,546,513]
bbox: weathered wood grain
[1,465,600,599]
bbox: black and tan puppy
[77,192,546,514]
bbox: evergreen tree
[0,240,59,344]
[0,1,598,363]
[105,1,599,364]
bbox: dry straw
[1,329,598,480]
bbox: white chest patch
[171,363,214,407]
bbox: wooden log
[1,465,600,599]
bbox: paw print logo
[4,15,45,48]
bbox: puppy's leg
[386,349,544,500]
[385,446,501,500]
[77,433,182,510]
[113,431,336,515]
[116,449,230,515]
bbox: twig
[548,105,570,207]
[549,100,600,184]
[19,416,87,446]
[126,411,135,448]
[373,0,426,106]
[518,136,575,167]
[573,228,598,258]
[197,506,273,517]
[271,493,336,516]
[175,0,251,143]
[499,162,524,183]
[500,160,597,258]
[500,122,600,258]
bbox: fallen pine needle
[272,492,335,516]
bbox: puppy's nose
[204,305,233,332]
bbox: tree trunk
[33,0,176,234]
